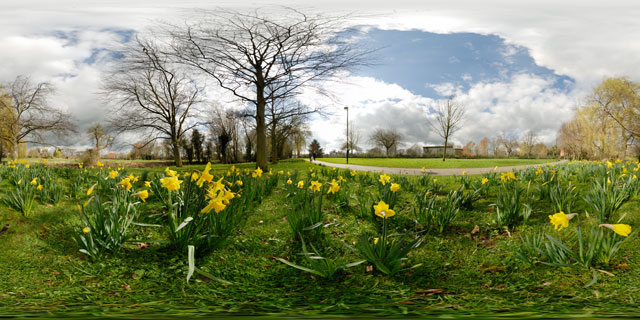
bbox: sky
[1,0,640,153]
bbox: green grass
[320,157,557,169]
[1,159,640,318]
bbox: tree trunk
[255,84,268,170]
[172,138,182,167]
[442,137,448,162]
[12,136,18,160]
[270,121,279,164]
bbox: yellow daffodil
[287,179,293,185]
[30,177,38,185]
[297,180,304,189]
[373,200,395,219]
[78,163,83,168]
[17,179,22,185]
[109,170,118,179]
[87,183,97,196]
[600,224,632,237]
[37,184,43,190]
[548,211,577,231]
[191,172,199,181]
[160,175,182,191]
[327,179,340,194]
[144,181,151,188]
[236,180,243,186]
[461,171,466,176]
[136,190,149,202]
[309,180,322,192]
[433,178,438,183]
[96,161,103,167]
[164,167,177,177]
[390,183,400,193]
[252,167,263,178]
[378,174,391,185]
[82,227,90,233]
[374,237,379,245]
[119,177,133,191]
[481,178,489,185]
[350,170,357,176]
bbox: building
[423,145,463,157]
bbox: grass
[1,159,640,318]
[319,157,557,169]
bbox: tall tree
[191,129,204,163]
[369,128,402,156]
[499,133,519,158]
[0,76,74,159]
[477,137,489,157]
[265,98,317,164]
[208,105,240,164]
[520,130,538,158]
[86,124,113,164]
[308,139,323,159]
[103,36,202,167]
[169,8,370,170]
[428,97,465,161]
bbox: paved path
[309,159,568,176]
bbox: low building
[423,145,463,157]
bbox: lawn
[320,157,557,169]
[1,159,640,318]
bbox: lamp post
[344,106,349,164]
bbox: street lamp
[344,106,349,164]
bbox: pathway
[309,159,568,176]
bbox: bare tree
[86,124,113,162]
[499,132,519,158]
[264,97,317,164]
[292,127,311,158]
[0,76,75,159]
[428,97,465,161]
[520,130,538,158]
[169,8,370,170]
[341,121,361,153]
[103,36,202,167]
[477,137,489,157]
[370,128,402,156]
[208,105,242,164]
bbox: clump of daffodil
[600,224,632,237]
[109,170,118,179]
[119,177,133,191]
[548,211,577,231]
[374,200,395,219]
[235,180,243,186]
[30,177,38,185]
[96,161,104,168]
[309,180,322,192]
[144,181,151,188]
[201,181,236,214]
[164,167,177,177]
[78,162,83,169]
[160,175,182,191]
[350,170,357,177]
[500,171,516,182]
[390,183,400,193]
[252,167,263,178]
[327,179,340,194]
[378,174,391,185]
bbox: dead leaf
[471,225,480,235]
[542,281,552,286]
[131,274,138,280]
[597,269,615,277]
[366,265,373,272]
[121,284,131,291]
[397,300,414,304]
[415,289,446,295]
[135,242,150,248]
[481,266,505,273]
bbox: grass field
[320,157,557,169]
[2,159,640,318]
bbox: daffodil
[109,170,118,179]
[87,183,97,196]
[374,237,379,245]
[191,172,200,181]
[252,167,263,178]
[350,170,357,176]
[481,178,489,185]
[96,161,104,167]
[390,183,400,192]
[309,180,322,192]
[165,167,177,177]
[236,180,243,186]
[378,174,391,185]
[17,179,22,185]
[287,179,293,185]
[82,227,90,233]
[119,177,133,191]
[78,162,83,169]
[327,179,340,194]
[160,175,182,191]
[373,200,395,219]
[297,180,304,189]
[144,181,151,188]
[30,177,38,185]
[37,184,43,190]
[136,190,149,202]
[548,211,576,231]
[600,224,632,237]
[461,171,466,176]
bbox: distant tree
[428,97,465,162]
[0,76,75,159]
[191,129,204,163]
[520,130,538,158]
[534,142,548,158]
[462,141,476,156]
[308,139,323,159]
[204,140,214,162]
[499,133,519,158]
[341,121,362,154]
[84,124,113,165]
[181,133,194,164]
[406,144,423,157]
[370,128,402,156]
[292,126,311,158]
